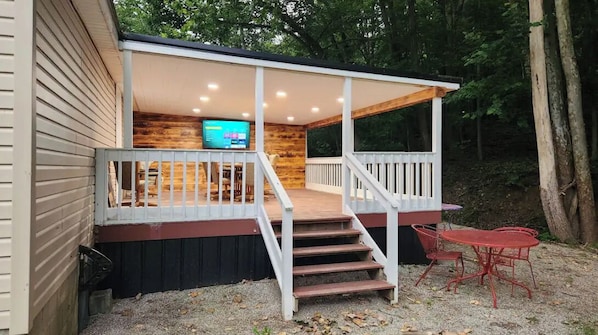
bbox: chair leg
[415,260,436,286]
[526,260,537,288]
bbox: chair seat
[427,250,462,261]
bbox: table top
[440,229,539,249]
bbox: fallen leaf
[352,318,366,327]
[469,300,480,305]
[189,291,200,298]
[179,308,188,315]
[206,308,215,313]
[233,294,243,303]
[134,293,142,301]
[120,309,134,317]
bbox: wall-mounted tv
[202,120,250,149]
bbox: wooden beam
[307,86,447,130]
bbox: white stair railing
[254,152,294,320]
[344,153,399,303]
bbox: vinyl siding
[0,0,14,329]
[32,0,116,320]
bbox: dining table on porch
[439,229,540,308]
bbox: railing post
[386,206,399,303]
[281,208,294,320]
[432,97,442,209]
[95,149,107,226]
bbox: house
[2,0,459,333]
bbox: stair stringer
[342,205,398,303]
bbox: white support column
[432,97,442,208]
[254,67,265,204]
[115,86,123,148]
[12,0,35,332]
[123,49,133,149]
[255,67,264,152]
[341,77,353,208]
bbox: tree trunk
[544,0,579,237]
[528,0,575,242]
[555,0,598,243]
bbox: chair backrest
[493,226,537,259]
[412,224,440,254]
[493,226,538,237]
[268,154,280,171]
[201,161,220,184]
[115,161,137,191]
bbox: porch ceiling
[128,40,460,127]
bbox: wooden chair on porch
[201,162,232,200]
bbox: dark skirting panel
[96,227,425,298]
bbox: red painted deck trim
[96,219,259,243]
[95,211,441,243]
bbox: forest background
[114,0,598,245]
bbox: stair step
[276,229,361,239]
[294,280,394,299]
[293,244,371,257]
[270,215,352,226]
[293,261,383,276]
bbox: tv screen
[202,120,250,149]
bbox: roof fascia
[120,39,460,91]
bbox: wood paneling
[133,111,307,190]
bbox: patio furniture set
[412,223,539,308]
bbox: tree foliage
[114,0,598,242]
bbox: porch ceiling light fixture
[287,116,294,122]
[263,102,268,108]
[276,90,287,98]
[311,107,320,113]
[207,83,219,90]
[242,112,250,118]
[337,97,344,103]
[192,108,201,113]
[199,96,210,102]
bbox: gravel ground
[81,240,598,335]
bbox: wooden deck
[127,188,345,221]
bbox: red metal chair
[411,224,464,286]
[492,227,538,292]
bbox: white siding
[0,0,14,329]
[32,0,116,320]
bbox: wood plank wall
[133,111,306,190]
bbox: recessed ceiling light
[192,108,201,113]
[276,91,287,98]
[311,107,320,113]
[199,96,210,102]
[287,116,294,122]
[207,83,219,90]
[242,112,250,118]
[263,102,268,108]
[337,97,344,103]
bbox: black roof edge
[122,33,462,85]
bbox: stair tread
[276,229,361,239]
[294,280,394,299]
[293,261,383,276]
[271,215,352,225]
[293,244,371,257]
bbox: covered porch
[94,33,459,320]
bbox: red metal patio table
[439,229,539,308]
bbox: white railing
[344,153,398,303]
[254,152,294,321]
[95,148,260,225]
[305,152,441,212]
[305,157,342,193]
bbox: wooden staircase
[271,215,395,310]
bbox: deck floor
[127,188,345,221]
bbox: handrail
[345,153,400,210]
[255,152,294,321]
[344,152,399,303]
